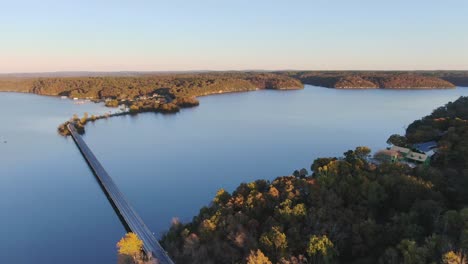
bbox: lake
[1,85,468,263]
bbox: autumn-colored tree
[105,99,119,107]
[246,249,272,264]
[307,235,336,264]
[117,232,144,263]
[268,186,279,199]
[354,146,371,159]
[260,226,288,260]
[213,188,231,205]
[442,251,465,264]
[80,112,88,124]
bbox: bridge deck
[68,124,174,264]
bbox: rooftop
[414,141,438,153]
[406,152,428,162]
[390,146,411,154]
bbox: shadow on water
[91,170,133,233]
[73,136,132,233]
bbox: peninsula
[1,71,468,135]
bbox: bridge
[67,124,174,264]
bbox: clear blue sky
[1,0,467,72]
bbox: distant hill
[1,71,467,95]
[0,72,303,97]
[280,71,468,89]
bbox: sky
[1,0,467,72]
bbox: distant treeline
[1,71,467,97]
[0,72,303,99]
[279,71,468,89]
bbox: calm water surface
[1,86,468,263]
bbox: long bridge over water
[68,124,174,264]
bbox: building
[390,146,411,155]
[405,152,428,163]
[414,141,437,153]
[390,145,429,165]
[376,145,430,165]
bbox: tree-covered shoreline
[280,71,468,89]
[161,96,468,264]
[2,71,468,96]
[2,71,467,136]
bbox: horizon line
[2,69,468,76]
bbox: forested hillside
[0,72,303,99]
[161,97,468,264]
[282,71,465,89]
[2,71,467,96]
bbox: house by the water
[375,144,432,166]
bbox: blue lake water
[1,85,468,263]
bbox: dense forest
[0,72,303,98]
[161,96,468,264]
[1,71,468,95]
[280,71,468,89]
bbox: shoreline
[1,83,466,137]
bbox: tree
[129,105,140,113]
[260,227,288,258]
[307,235,336,264]
[299,168,308,178]
[311,157,337,174]
[397,239,427,264]
[213,188,230,205]
[105,99,119,107]
[293,168,308,178]
[442,251,465,264]
[117,232,144,263]
[355,146,371,159]
[387,134,408,146]
[246,249,272,264]
[80,112,88,124]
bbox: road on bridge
[68,124,174,264]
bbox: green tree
[387,134,408,146]
[397,239,427,264]
[260,226,288,258]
